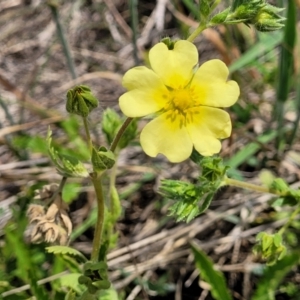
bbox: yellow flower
[119,40,240,163]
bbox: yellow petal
[119,66,169,117]
[149,40,198,89]
[187,107,231,156]
[140,113,193,163]
[192,59,239,107]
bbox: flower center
[170,88,193,112]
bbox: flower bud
[66,85,98,117]
[253,5,285,32]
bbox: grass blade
[274,0,296,151]
[191,242,233,300]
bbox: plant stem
[91,174,105,262]
[224,177,285,196]
[109,117,133,152]
[83,117,93,153]
[48,176,68,204]
[109,157,118,213]
[187,24,207,42]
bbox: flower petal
[149,40,198,89]
[187,107,232,156]
[140,113,193,162]
[119,66,169,117]
[192,59,239,107]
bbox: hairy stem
[109,117,133,152]
[91,174,105,262]
[83,117,93,153]
[224,177,285,196]
[187,24,207,42]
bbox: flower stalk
[223,176,285,196]
[90,174,105,262]
[83,117,93,154]
[109,117,133,152]
[187,24,207,43]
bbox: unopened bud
[66,85,98,117]
[253,5,285,32]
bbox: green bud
[210,8,230,25]
[253,232,287,265]
[66,85,98,117]
[253,7,285,32]
[223,0,284,32]
[91,147,115,171]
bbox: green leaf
[62,182,80,203]
[65,289,77,300]
[59,273,83,294]
[191,242,233,300]
[251,252,300,300]
[46,246,87,262]
[199,0,210,18]
[98,288,119,300]
[47,128,89,178]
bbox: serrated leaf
[47,129,89,178]
[46,246,87,262]
[191,242,233,300]
[251,252,300,300]
[199,192,214,214]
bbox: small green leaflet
[47,128,89,178]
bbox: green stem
[109,157,118,213]
[278,204,300,236]
[187,24,207,42]
[83,117,93,153]
[109,117,133,152]
[223,177,285,196]
[90,174,105,262]
[48,176,68,204]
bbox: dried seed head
[27,204,45,221]
[25,184,73,245]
